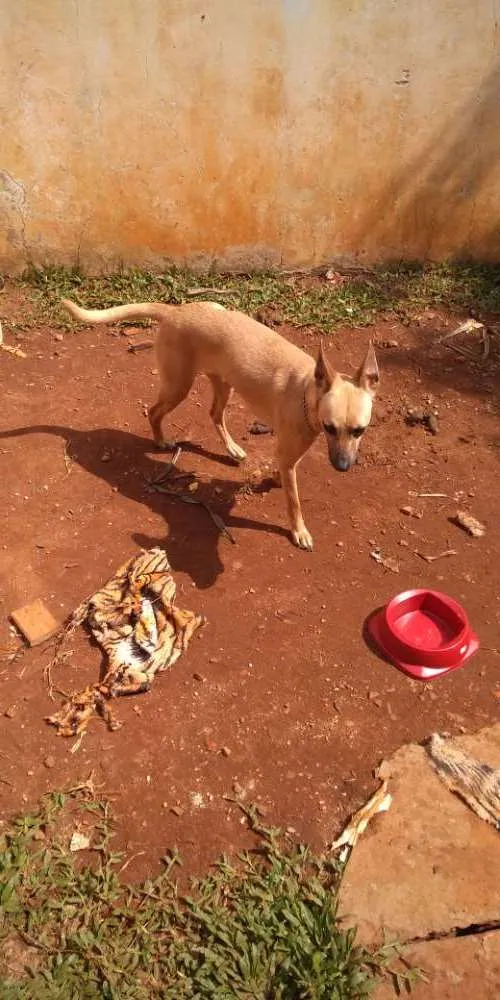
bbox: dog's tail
[61,298,172,325]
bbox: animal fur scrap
[46,547,204,736]
[426,733,500,829]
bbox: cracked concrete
[339,725,500,998]
[377,934,500,1000]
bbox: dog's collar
[303,389,318,436]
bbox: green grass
[11,260,500,333]
[0,789,420,999]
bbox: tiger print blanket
[46,547,204,736]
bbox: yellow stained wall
[1,0,499,271]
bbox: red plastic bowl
[368,589,479,680]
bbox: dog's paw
[291,526,314,551]
[227,442,247,463]
[154,438,177,452]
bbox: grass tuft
[11,260,500,333]
[0,790,420,998]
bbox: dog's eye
[323,422,337,436]
[351,427,366,439]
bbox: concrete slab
[375,932,500,1000]
[340,724,500,942]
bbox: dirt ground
[0,293,499,881]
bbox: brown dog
[62,299,379,549]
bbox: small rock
[190,792,205,809]
[170,805,184,817]
[426,413,439,435]
[400,505,423,519]
[4,705,16,719]
[53,333,63,342]
[405,408,425,426]
[249,421,273,435]
[43,755,55,769]
[221,746,231,757]
[127,339,153,353]
[193,672,206,682]
[453,510,485,538]
[100,450,112,463]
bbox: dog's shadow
[0,424,287,588]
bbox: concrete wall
[1,0,499,272]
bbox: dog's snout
[331,453,351,472]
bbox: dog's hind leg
[209,375,247,462]
[149,369,194,450]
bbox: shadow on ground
[0,424,287,589]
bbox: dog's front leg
[279,454,313,551]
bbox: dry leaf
[416,548,456,563]
[331,781,392,851]
[1,343,27,358]
[370,550,400,573]
[69,831,91,852]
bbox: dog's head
[314,342,379,472]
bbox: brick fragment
[10,599,59,646]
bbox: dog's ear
[357,341,379,397]
[315,342,336,389]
